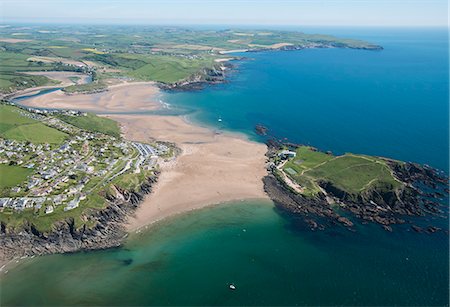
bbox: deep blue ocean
[166,27,449,173]
[1,27,448,306]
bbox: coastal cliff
[0,173,159,263]
[262,138,448,232]
[158,63,232,91]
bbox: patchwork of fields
[0,25,381,93]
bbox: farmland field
[0,105,68,143]
[56,113,121,137]
[0,164,32,189]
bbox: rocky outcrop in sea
[263,139,449,233]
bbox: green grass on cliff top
[62,81,107,94]
[283,146,402,196]
[0,164,32,189]
[0,105,68,144]
[56,112,120,138]
[0,192,106,233]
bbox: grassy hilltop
[280,146,402,198]
[265,144,447,230]
[55,113,121,138]
[0,104,68,143]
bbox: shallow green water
[1,200,448,306]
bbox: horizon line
[1,20,448,28]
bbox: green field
[0,164,32,188]
[127,55,216,83]
[0,52,60,93]
[0,105,68,143]
[62,81,107,94]
[283,146,402,196]
[56,113,120,138]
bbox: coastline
[106,113,269,231]
[4,80,269,241]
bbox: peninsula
[263,139,448,232]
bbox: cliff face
[159,64,230,91]
[0,174,159,263]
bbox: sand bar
[17,81,161,113]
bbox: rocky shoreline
[158,63,233,91]
[247,42,383,53]
[0,173,159,264]
[262,138,449,233]
[158,43,382,92]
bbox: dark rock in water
[382,225,393,232]
[337,217,354,227]
[411,225,423,233]
[305,219,318,230]
[255,124,269,136]
[121,258,134,266]
[427,226,441,234]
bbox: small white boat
[229,284,236,290]
[218,118,222,122]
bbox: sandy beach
[107,114,269,231]
[17,81,161,113]
[14,80,269,232]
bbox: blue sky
[0,0,448,26]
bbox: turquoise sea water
[1,27,448,306]
[1,200,448,306]
[167,27,449,172]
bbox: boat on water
[229,284,236,290]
